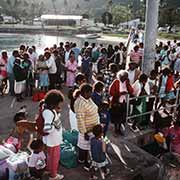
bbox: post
[142,0,160,75]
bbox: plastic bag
[63,130,78,146]
[60,141,77,168]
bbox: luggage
[62,130,78,146]
[0,146,15,180]
[6,152,29,173]
[7,152,30,180]
[0,159,8,180]
[60,141,77,168]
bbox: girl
[28,139,46,179]
[90,124,109,180]
[42,90,64,180]
[65,51,78,88]
[36,55,49,92]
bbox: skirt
[91,159,108,168]
[77,133,93,151]
[14,80,26,94]
[110,103,127,124]
[69,109,78,131]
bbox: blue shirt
[7,56,15,74]
[91,91,103,107]
[72,47,81,61]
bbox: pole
[142,0,159,75]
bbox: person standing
[13,58,27,102]
[109,70,134,136]
[43,90,64,180]
[7,50,19,96]
[74,84,99,171]
[45,51,57,90]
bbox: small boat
[76,33,101,39]
[86,33,101,39]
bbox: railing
[126,89,180,122]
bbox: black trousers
[78,148,89,166]
[48,73,57,89]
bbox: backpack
[36,109,55,137]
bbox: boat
[76,33,101,39]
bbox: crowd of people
[0,34,180,179]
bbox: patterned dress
[102,69,116,100]
[65,60,78,87]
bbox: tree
[111,5,131,26]
[159,0,180,26]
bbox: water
[0,33,120,55]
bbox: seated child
[99,101,110,136]
[28,139,46,179]
[3,111,27,153]
[90,125,110,180]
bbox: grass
[158,32,180,40]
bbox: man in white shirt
[45,51,57,89]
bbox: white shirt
[46,56,57,74]
[28,151,46,170]
[132,80,150,101]
[128,70,135,85]
[42,109,63,147]
[119,80,128,103]
[65,51,70,62]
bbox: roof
[41,15,83,21]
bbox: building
[41,15,83,26]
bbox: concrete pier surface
[0,87,165,180]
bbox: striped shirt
[74,95,99,134]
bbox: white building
[41,15,83,26]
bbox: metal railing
[126,89,180,122]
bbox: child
[99,102,111,136]
[36,55,49,92]
[28,139,46,179]
[65,51,78,88]
[91,81,104,107]
[3,111,27,153]
[90,125,109,180]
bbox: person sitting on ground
[90,124,110,180]
[28,139,46,179]
[3,111,30,153]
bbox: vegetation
[0,0,46,22]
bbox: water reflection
[0,33,100,55]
